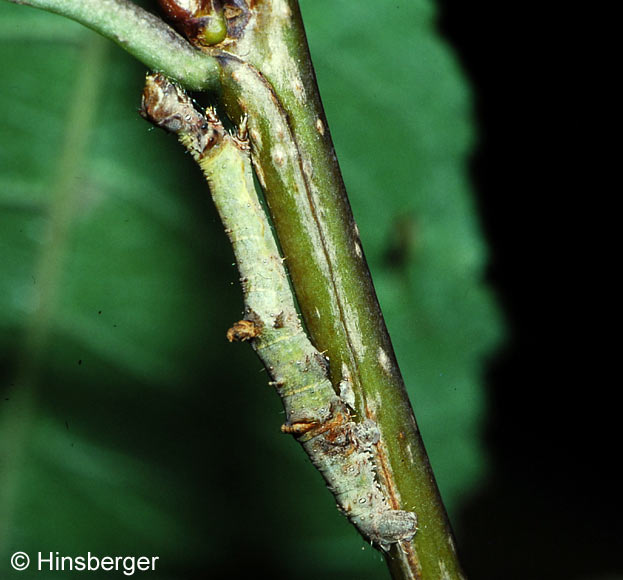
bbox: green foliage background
[0,1,502,577]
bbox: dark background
[437,3,619,578]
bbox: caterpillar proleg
[140,73,417,549]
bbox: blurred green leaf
[0,1,502,578]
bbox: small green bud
[157,0,228,46]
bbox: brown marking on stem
[157,0,203,22]
[312,351,330,377]
[399,542,423,580]
[297,404,350,444]
[281,421,317,435]
[226,319,262,342]
[365,402,422,576]
[224,5,243,18]
[281,400,350,440]
[233,114,250,149]
[273,311,285,328]
[221,0,252,38]
[365,403,400,510]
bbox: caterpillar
[139,73,417,550]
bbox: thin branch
[5,0,220,90]
[216,2,467,577]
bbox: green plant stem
[4,0,219,90]
[214,2,466,578]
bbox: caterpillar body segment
[140,73,417,549]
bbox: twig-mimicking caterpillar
[140,73,417,549]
